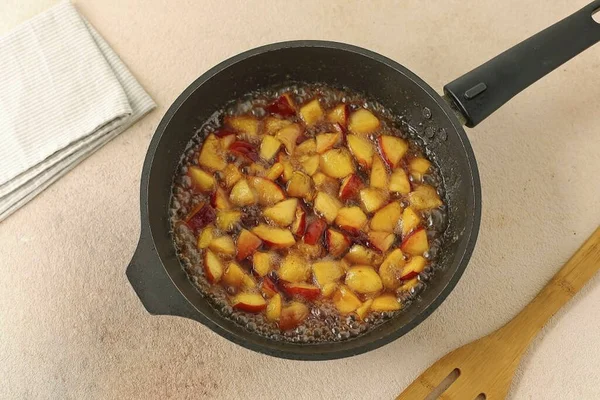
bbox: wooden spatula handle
[495,226,600,350]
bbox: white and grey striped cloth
[0,1,155,222]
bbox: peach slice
[244,273,258,289]
[223,164,242,188]
[203,250,223,283]
[286,171,313,200]
[296,138,316,155]
[312,260,345,287]
[259,136,282,161]
[313,172,340,197]
[185,202,216,233]
[326,104,348,127]
[299,99,324,126]
[279,302,309,330]
[347,134,374,168]
[371,202,402,232]
[229,179,255,206]
[370,294,401,311]
[335,206,368,232]
[313,192,342,223]
[223,262,255,289]
[260,276,279,298]
[217,131,236,150]
[370,155,389,189]
[368,231,395,253]
[399,278,419,292]
[236,229,263,261]
[264,116,292,135]
[266,93,295,117]
[332,285,362,314]
[275,124,302,155]
[322,283,337,297]
[409,157,431,176]
[359,188,388,213]
[252,251,274,277]
[208,235,236,256]
[400,256,426,280]
[378,135,408,168]
[348,109,380,135]
[198,134,227,171]
[232,293,267,313]
[197,226,215,249]
[219,139,237,159]
[303,219,327,245]
[210,187,231,210]
[325,229,351,257]
[379,249,406,290]
[300,154,320,176]
[265,162,285,181]
[252,224,296,248]
[409,185,443,210]
[263,198,298,227]
[389,169,411,194]
[266,293,282,321]
[277,153,294,182]
[344,245,383,266]
[319,149,355,179]
[278,253,310,283]
[402,207,421,237]
[187,166,215,192]
[225,115,259,137]
[356,299,373,320]
[248,177,285,206]
[401,228,429,256]
[290,206,307,237]
[315,132,341,154]
[338,174,363,201]
[216,210,241,232]
[345,266,383,294]
[283,282,321,300]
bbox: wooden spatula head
[397,333,523,399]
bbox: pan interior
[145,42,480,359]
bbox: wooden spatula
[397,226,600,400]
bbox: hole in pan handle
[593,7,600,24]
[443,0,600,128]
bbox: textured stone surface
[1,0,599,399]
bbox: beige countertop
[1,1,600,399]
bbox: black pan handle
[127,228,203,321]
[444,1,600,127]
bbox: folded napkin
[0,1,155,222]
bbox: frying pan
[127,2,600,360]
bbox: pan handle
[444,1,600,128]
[126,228,204,321]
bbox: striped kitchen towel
[0,1,155,222]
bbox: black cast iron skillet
[127,2,600,360]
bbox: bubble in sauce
[422,107,432,119]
